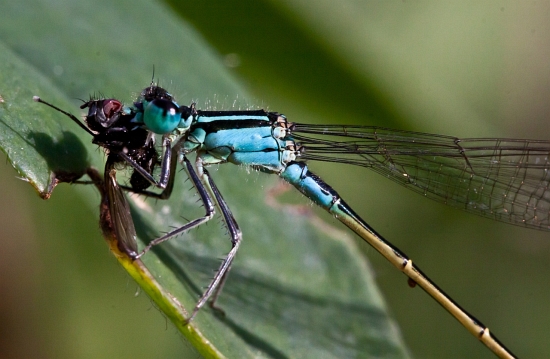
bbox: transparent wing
[105,161,138,255]
[291,124,550,230]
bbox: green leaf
[0,0,408,358]
[0,42,92,197]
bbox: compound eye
[143,98,181,134]
[103,99,123,119]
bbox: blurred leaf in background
[1,0,549,358]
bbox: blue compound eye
[143,98,181,134]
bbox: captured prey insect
[37,84,550,359]
[32,95,173,255]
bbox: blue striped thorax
[184,110,302,173]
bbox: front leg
[121,136,181,200]
[120,135,174,192]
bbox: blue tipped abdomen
[280,161,336,209]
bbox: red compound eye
[103,99,123,118]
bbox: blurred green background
[1,0,550,358]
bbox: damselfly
[37,84,550,359]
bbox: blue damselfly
[36,83,550,359]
